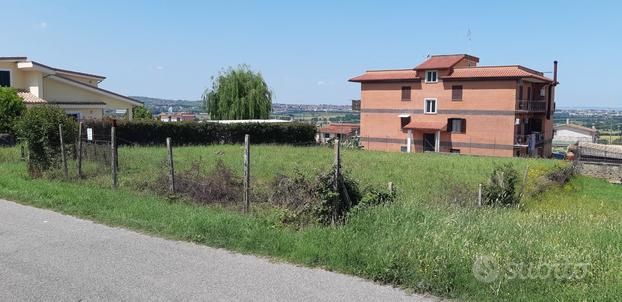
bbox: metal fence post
[166,137,175,194]
[59,124,68,179]
[77,122,83,178]
[111,126,117,188]
[243,134,250,213]
[478,183,483,206]
[334,139,341,191]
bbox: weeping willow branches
[202,65,272,120]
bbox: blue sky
[2,0,621,107]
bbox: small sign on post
[86,128,93,141]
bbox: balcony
[514,133,544,146]
[517,100,547,113]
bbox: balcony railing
[517,100,547,112]
[515,133,544,146]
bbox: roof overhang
[49,102,106,109]
[49,75,142,106]
[403,120,447,131]
[17,61,56,74]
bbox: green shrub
[0,87,26,136]
[16,106,77,177]
[482,163,519,206]
[270,168,394,226]
[132,106,153,120]
[83,119,316,146]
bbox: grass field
[0,145,620,301]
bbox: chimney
[553,61,558,86]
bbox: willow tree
[202,65,272,120]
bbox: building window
[425,70,438,83]
[452,85,463,101]
[401,86,411,101]
[424,99,437,114]
[324,133,330,139]
[450,148,461,154]
[448,118,466,133]
[540,87,546,97]
[527,87,531,100]
[400,115,411,128]
[518,85,523,100]
[0,70,10,87]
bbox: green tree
[202,65,272,120]
[0,87,26,135]
[132,106,153,120]
[16,105,77,177]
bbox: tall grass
[0,145,620,301]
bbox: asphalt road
[0,199,437,302]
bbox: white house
[0,56,141,120]
[553,119,599,146]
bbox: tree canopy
[202,65,272,120]
[0,87,26,135]
[132,106,153,120]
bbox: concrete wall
[576,162,622,184]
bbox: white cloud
[32,21,47,30]
[317,81,326,86]
[155,66,165,70]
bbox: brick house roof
[443,66,553,82]
[319,123,360,135]
[414,54,479,70]
[349,54,553,83]
[349,69,419,83]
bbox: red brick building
[349,54,558,157]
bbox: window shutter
[452,85,463,101]
[461,119,467,133]
[401,86,411,100]
[518,86,523,100]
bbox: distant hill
[131,96,203,114]
[132,96,354,115]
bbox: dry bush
[530,164,576,196]
[156,159,242,204]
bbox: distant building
[205,119,292,124]
[553,119,599,146]
[317,123,360,143]
[350,54,558,157]
[159,112,196,122]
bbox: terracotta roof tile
[349,69,419,82]
[319,123,360,135]
[444,66,553,82]
[403,120,447,131]
[414,54,478,70]
[16,89,47,104]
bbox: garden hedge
[83,120,317,146]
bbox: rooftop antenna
[466,28,472,54]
